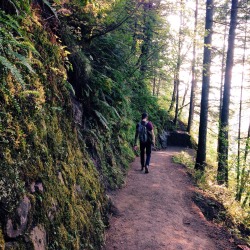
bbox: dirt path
[103,147,237,250]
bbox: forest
[0,0,249,249]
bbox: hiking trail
[103,147,238,250]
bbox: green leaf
[13,52,35,73]
[94,110,110,130]
[41,0,58,20]
[0,55,25,87]
[65,81,75,95]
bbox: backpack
[138,122,148,143]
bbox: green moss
[0,228,5,250]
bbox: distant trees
[142,0,250,209]
[195,0,214,170]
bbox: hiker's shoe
[141,166,144,171]
[145,166,149,174]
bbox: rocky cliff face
[0,2,134,249]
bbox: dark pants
[140,142,152,167]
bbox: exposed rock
[158,131,169,149]
[71,96,83,126]
[75,184,81,193]
[30,225,46,250]
[30,182,44,193]
[47,199,58,221]
[5,242,19,250]
[6,196,31,238]
[167,131,192,148]
[57,171,65,185]
[35,183,44,193]
[30,182,36,193]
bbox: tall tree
[241,120,250,207]
[217,12,228,159]
[173,0,184,125]
[217,0,239,185]
[187,0,198,133]
[195,0,214,170]
[236,15,247,200]
[237,120,250,203]
[138,1,154,80]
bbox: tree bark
[153,73,156,95]
[217,0,239,185]
[236,18,247,201]
[173,0,183,125]
[217,19,228,159]
[244,121,250,162]
[156,77,161,96]
[179,82,189,118]
[138,2,153,80]
[195,0,214,171]
[187,0,198,133]
[169,76,177,112]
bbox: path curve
[103,147,237,250]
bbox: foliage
[0,0,170,248]
[173,150,250,243]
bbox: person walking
[134,113,155,173]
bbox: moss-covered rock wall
[0,5,115,249]
[0,0,168,249]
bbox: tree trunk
[152,73,156,95]
[237,120,250,202]
[195,0,214,171]
[187,0,198,133]
[242,191,250,208]
[236,18,247,201]
[173,0,183,125]
[244,121,250,162]
[156,77,161,96]
[138,2,153,79]
[217,19,228,159]
[173,65,180,125]
[131,20,138,54]
[179,82,189,118]
[236,83,243,200]
[217,0,239,185]
[169,76,177,112]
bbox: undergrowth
[172,151,250,244]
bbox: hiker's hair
[141,112,148,119]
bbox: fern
[0,12,22,36]
[64,81,75,95]
[12,0,31,14]
[0,55,25,87]
[18,41,40,56]
[13,52,35,73]
[41,0,58,20]
[94,110,110,130]
[98,100,121,118]
[0,10,40,88]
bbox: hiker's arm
[152,129,156,146]
[134,129,139,146]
